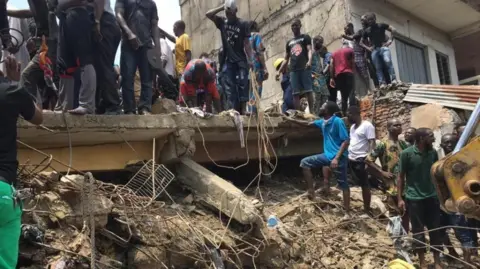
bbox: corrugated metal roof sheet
[403,84,480,111]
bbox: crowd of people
[0,0,401,117]
[289,101,473,269]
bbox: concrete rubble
[18,165,409,269]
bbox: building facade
[179,0,480,104]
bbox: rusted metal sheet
[404,84,480,111]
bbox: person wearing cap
[206,0,253,115]
[180,59,221,113]
[273,58,294,114]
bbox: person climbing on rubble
[286,101,351,219]
[404,127,416,146]
[55,0,99,115]
[180,59,221,113]
[311,35,329,115]
[115,0,160,115]
[320,46,336,103]
[276,19,314,112]
[330,42,355,116]
[438,133,477,263]
[273,58,294,114]
[248,20,268,114]
[367,119,410,232]
[361,12,398,88]
[397,128,443,269]
[206,0,253,115]
[346,106,374,215]
[0,55,43,269]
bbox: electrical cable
[0,27,26,62]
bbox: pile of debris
[17,168,403,269]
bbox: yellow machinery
[432,98,480,219]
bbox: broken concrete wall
[346,0,459,85]
[359,91,413,139]
[180,0,348,106]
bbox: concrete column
[175,158,261,225]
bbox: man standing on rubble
[0,56,43,269]
[361,13,398,88]
[276,19,314,112]
[206,0,253,114]
[287,101,350,218]
[330,43,355,116]
[248,21,268,114]
[346,106,374,215]
[55,0,99,115]
[94,0,122,115]
[397,128,443,269]
[115,0,160,115]
[367,119,410,232]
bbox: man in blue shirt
[287,101,351,217]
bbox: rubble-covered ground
[17,158,479,269]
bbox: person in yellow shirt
[160,21,191,75]
[160,20,192,100]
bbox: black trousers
[407,197,444,253]
[334,72,355,115]
[157,74,178,101]
[94,12,122,114]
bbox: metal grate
[120,160,175,208]
[436,52,452,85]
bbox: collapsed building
[16,81,480,268]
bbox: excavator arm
[432,98,480,219]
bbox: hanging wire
[0,27,26,63]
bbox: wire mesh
[120,160,175,208]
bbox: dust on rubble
[19,171,400,269]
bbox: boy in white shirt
[347,106,376,214]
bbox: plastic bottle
[267,215,279,229]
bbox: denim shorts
[290,69,313,95]
[441,211,478,248]
[300,153,348,190]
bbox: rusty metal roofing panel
[403,84,480,111]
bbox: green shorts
[0,181,22,269]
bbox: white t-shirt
[160,38,175,77]
[348,120,376,160]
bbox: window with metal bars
[436,52,451,85]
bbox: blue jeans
[300,153,349,190]
[248,70,264,113]
[281,74,294,114]
[224,62,249,111]
[441,212,478,248]
[120,43,153,113]
[371,47,396,85]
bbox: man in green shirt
[397,127,443,269]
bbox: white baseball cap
[224,0,237,11]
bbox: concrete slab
[17,113,322,172]
[175,158,261,225]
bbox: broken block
[175,158,261,225]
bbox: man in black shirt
[361,13,397,88]
[276,19,314,111]
[206,1,253,115]
[0,55,43,269]
[115,0,160,115]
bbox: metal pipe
[454,97,480,153]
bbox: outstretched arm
[7,9,33,18]
[206,5,224,22]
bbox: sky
[9,0,181,64]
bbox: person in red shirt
[330,44,355,116]
[180,59,221,113]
